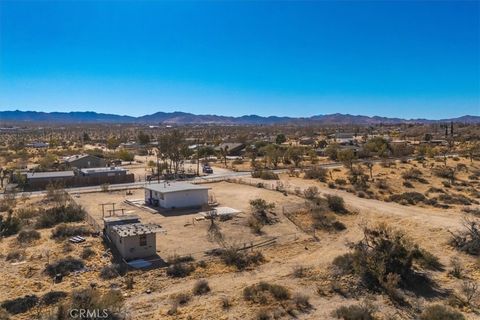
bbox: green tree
[275,134,287,145]
[137,131,151,145]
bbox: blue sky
[0,1,478,119]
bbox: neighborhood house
[144,182,210,209]
[103,215,161,260]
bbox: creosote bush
[220,246,265,270]
[332,224,440,299]
[17,229,41,243]
[35,203,85,229]
[45,257,85,277]
[1,295,38,315]
[193,279,211,295]
[243,282,290,304]
[326,195,347,214]
[51,224,91,239]
[419,304,464,320]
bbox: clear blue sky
[0,1,479,119]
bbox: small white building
[144,182,210,209]
[103,215,162,260]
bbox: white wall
[108,228,156,260]
[145,189,208,209]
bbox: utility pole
[156,148,160,183]
[196,138,200,176]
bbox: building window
[139,234,147,246]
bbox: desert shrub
[248,216,264,234]
[438,194,473,206]
[331,224,439,297]
[433,166,456,182]
[427,187,445,194]
[45,257,85,277]
[252,170,279,180]
[218,296,231,310]
[41,291,67,306]
[402,168,427,183]
[51,224,90,239]
[35,204,85,229]
[332,253,355,275]
[166,262,195,278]
[292,293,311,311]
[243,282,290,303]
[443,181,452,188]
[0,212,21,237]
[193,279,210,295]
[5,249,25,262]
[450,217,480,255]
[250,198,276,225]
[16,208,37,221]
[348,166,369,191]
[333,303,375,320]
[403,181,414,188]
[449,257,463,278]
[328,182,336,188]
[388,192,426,205]
[304,167,328,182]
[303,186,319,200]
[292,265,308,278]
[100,264,121,279]
[419,304,464,320]
[17,229,40,243]
[375,179,389,190]
[335,178,347,186]
[326,195,347,213]
[220,247,265,270]
[80,247,95,259]
[168,292,191,314]
[1,295,38,315]
[60,288,124,319]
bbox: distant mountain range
[0,110,479,125]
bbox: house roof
[80,167,126,174]
[25,171,75,179]
[63,154,97,163]
[103,215,140,224]
[214,143,245,152]
[145,182,210,194]
[111,223,162,237]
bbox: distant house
[214,143,246,156]
[332,133,355,145]
[103,215,161,260]
[299,137,315,145]
[79,167,127,177]
[24,171,75,189]
[63,154,106,169]
[26,142,49,148]
[144,182,210,209]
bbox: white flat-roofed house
[144,182,210,209]
[103,215,161,260]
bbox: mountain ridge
[0,110,478,125]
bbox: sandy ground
[74,182,308,259]
[1,173,479,319]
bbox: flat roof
[80,167,126,174]
[145,182,210,194]
[103,215,140,224]
[25,171,75,179]
[112,223,162,237]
